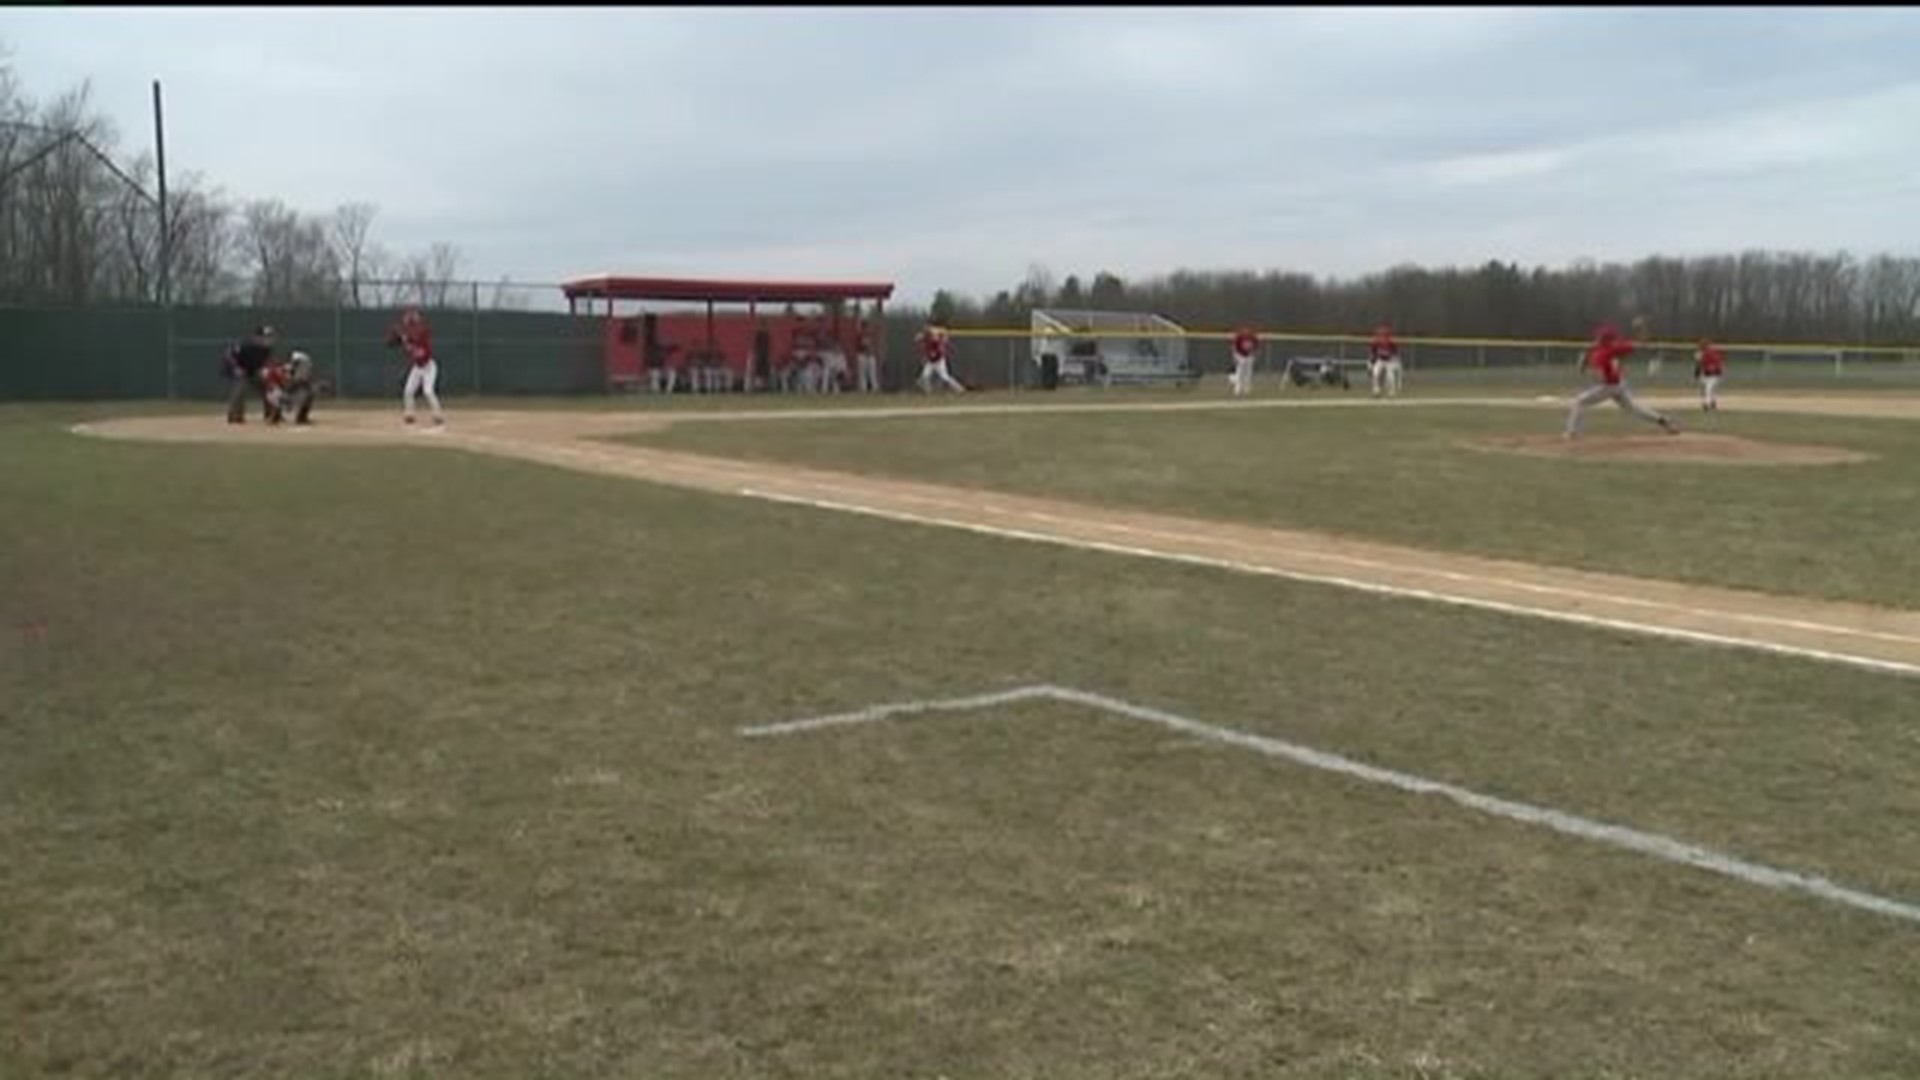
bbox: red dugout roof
[561,274,895,305]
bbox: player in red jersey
[1368,322,1402,398]
[1694,338,1726,412]
[390,307,445,428]
[916,322,965,393]
[1228,326,1259,396]
[261,357,291,425]
[1565,324,1679,439]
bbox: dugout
[1029,308,1194,389]
[560,275,896,393]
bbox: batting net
[1029,308,1192,386]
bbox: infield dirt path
[76,392,1920,677]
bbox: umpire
[224,325,276,424]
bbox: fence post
[163,303,176,400]
[333,299,346,401]
[1006,338,1015,392]
[472,281,481,398]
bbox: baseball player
[1229,326,1259,396]
[389,308,445,427]
[1694,338,1726,412]
[223,325,275,424]
[1565,324,1680,439]
[917,322,965,394]
[262,358,291,425]
[855,330,881,393]
[275,350,318,425]
[1369,322,1403,398]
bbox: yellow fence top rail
[941,325,1917,357]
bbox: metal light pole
[153,80,169,309]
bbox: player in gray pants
[1566,325,1679,439]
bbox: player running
[390,307,445,428]
[1369,322,1403,398]
[1565,324,1680,439]
[1228,326,1259,396]
[1694,338,1726,412]
[917,322,966,394]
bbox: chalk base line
[743,683,1920,928]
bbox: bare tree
[241,197,339,306]
[427,241,461,307]
[488,274,531,310]
[106,152,160,302]
[166,173,240,304]
[395,240,463,308]
[330,201,377,307]
[10,81,120,303]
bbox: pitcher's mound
[1468,432,1872,466]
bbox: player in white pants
[1368,323,1403,398]
[820,347,849,394]
[393,308,445,427]
[856,341,881,392]
[1565,325,1678,438]
[1694,339,1725,412]
[1229,326,1258,396]
[917,324,965,393]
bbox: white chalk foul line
[1004,508,1920,650]
[736,488,1920,679]
[742,684,1920,927]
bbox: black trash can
[1040,352,1060,391]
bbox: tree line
[929,254,1920,347]
[0,50,534,310]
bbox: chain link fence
[6,289,1916,401]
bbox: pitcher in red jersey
[1564,324,1679,439]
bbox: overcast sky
[4,6,1917,305]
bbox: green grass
[628,402,1920,609]
[5,406,1920,1078]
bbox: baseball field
[6,381,1920,1078]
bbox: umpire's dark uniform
[225,327,275,424]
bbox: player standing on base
[1369,322,1403,398]
[390,307,445,427]
[1694,338,1726,412]
[1565,324,1680,439]
[1228,326,1259,396]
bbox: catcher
[264,350,320,425]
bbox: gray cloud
[4,6,1915,304]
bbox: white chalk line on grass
[572,443,1920,652]
[737,488,1920,679]
[1004,508,1920,649]
[742,683,1920,927]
